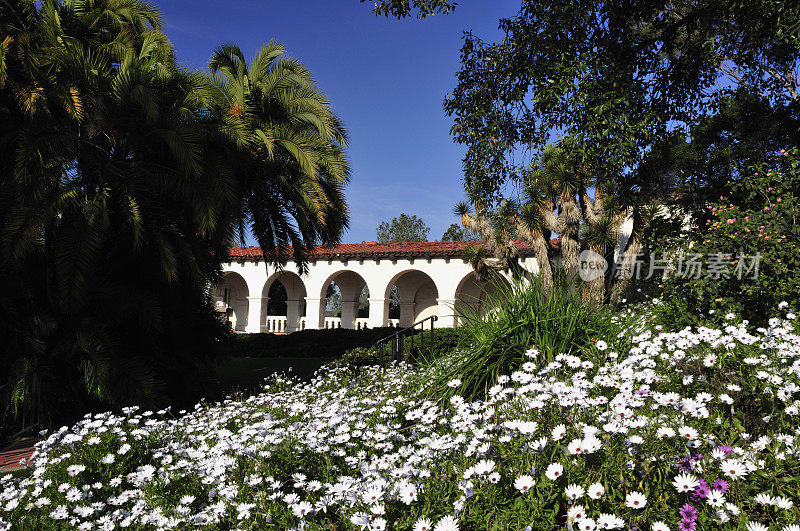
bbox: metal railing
[374,315,437,365]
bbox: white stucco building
[215,240,541,333]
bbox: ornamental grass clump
[426,273,622,400]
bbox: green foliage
[336,327,463,371]
[426,275,622,401]
[206,41,351,266]
[645,149,800,327]
[324,283,342,317]
[0,1,350,437]
[443,0,799,303]
[337,346,386,368]
[223,328,399,359]
[401,326,463,362]
[639,89,799,220]
[0,252,233,440]
[441,223,480,241]
[268,281,290,316]
[445,0,800,205]
[376,213,430,243]
[363,0,456,19]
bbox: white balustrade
[260,315,409,334]
[323,317,342,329]
[264,317,308,333]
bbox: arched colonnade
[213,241,540,333]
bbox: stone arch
[453,272,512,325]
[213,272,249,332]
[317,270,371,329]
[262,271,307,333]
[384,269,440,328]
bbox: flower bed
[1,308,799,530]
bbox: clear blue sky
[158,0,518,244]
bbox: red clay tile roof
[227,239,560,261]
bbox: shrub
[426,274,623,401]
[401,327,464,362]
[336,347,385,368]
[643,148,800,328]
[221,327,398,359]
[338,328,464,369]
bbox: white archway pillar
[260,297,270,331]
[286,299,303,333]
[304,297,326,330]
[340,299,359,329]
[436,298,457,328]
[368,297,389,328]
[245,297,263,333]
[399,301,416,327]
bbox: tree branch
[539,206,564,234]
[720,56,798,101]
[579,189,600,224]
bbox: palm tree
[206,42,350,269]
[0,0,218,429]
[1,2,354,436]
[1,0,235,434]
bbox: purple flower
[716,445,734,455]
[679,503,699,531]
[679,504,698,520]
[691,479,709,501]
[675,454,693,471]
[712,479,729,493]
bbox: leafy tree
[446,0,800,202]
[207,42,350,268]
[388,285,401,320]
[639,88,799,224]
[441,0,800,300]
[325,283,342,317]
[268,281,289,316]
[441,223,480,241]
[376,213,430,243]
[363,0,456,18]
[358,285,370,318]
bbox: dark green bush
[337,347,385,368]
[222,327,398,359]
[640,148,800,328]
[400,327,464,362]
[337,327,464,369]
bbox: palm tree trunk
[559,192,582,281]
[533,233,553,292]
[583,248,606,305]
[609,210,644,302]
